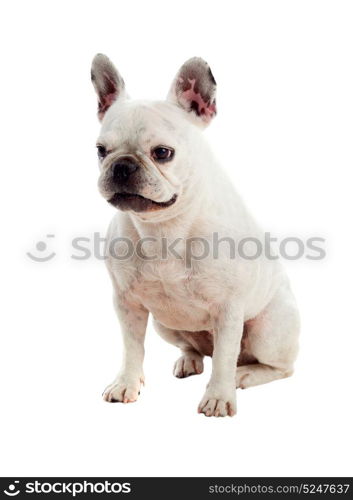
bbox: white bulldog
[91,54,300,417]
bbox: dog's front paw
[173,351,204,378]
[198,387,236,417]
[103,373,144,403]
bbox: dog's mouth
[108,192,178,212]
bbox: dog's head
[91,54,217,219]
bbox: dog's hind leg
[153,320,213,378]
[236,363,294,388]
[236,281,300,389]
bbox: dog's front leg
[103,294,148,404]
[198,305,244,417]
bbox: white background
[0,0,352,477]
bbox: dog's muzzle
[103,156,177,212]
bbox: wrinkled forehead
[97,100,186,151]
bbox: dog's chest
[128,263,213,331]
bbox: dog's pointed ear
[91,54,126,121]
[167,57,217,127]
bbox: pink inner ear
[180,78,216,120]
[98,91,117,120]
[98,92,117,120]
[97,71,118,120]
[102,92,117,108]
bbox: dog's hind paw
[173,352,204,378]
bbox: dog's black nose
[112,158,139,183]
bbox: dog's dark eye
[152,146,174,162]
[97,145,107,159]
